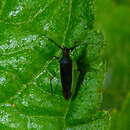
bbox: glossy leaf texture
[0,0,109,129]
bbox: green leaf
[0,0,109,129]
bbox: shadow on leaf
[72,44,90,100]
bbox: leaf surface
[0,0,109,129]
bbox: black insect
[60,46,77,99]
[46,36,78,100]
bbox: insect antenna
[69,39,101,52]
[69,45,79,51]
[68,41,80,51]
[44,35,63,50]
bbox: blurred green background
[95,0,130,129]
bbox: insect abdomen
[60,57,72,100]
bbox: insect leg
[46,70,56,96]
[48,58,59,96]
[49,73,60,96]
[50,77,54,96]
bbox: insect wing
[60,57,72,99]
